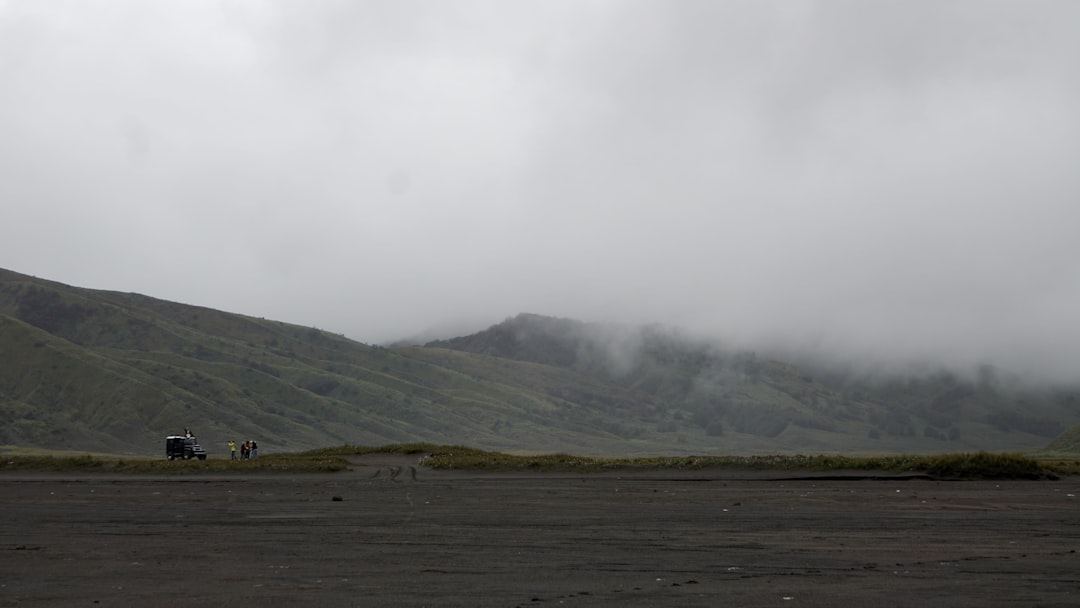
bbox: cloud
[2,0,1079,379]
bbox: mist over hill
[429,313,1080,446]
[2,269,1079,456]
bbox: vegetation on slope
[1045,423,1080,453]
[3,270,1080,456]
[2,270,690,455]
[427,313,1080,451]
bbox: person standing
[228,440,237,460]
[250,440,258,459]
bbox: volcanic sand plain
[2,454,1078,607]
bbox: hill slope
[428,313,1080,452]
[1046,423,1080,453]
[0,270,666,455]
[5,269,785,455]
[3,271,1079,456]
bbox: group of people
[227,439,258,460]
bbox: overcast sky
[2,1,1078,379]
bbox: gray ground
[2,455,1078,607]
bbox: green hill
[428,313,1080,452]
[1046,423,1080,453]
[0,270,709,455]
[2,270,1079,457]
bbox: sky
[2,1,1079,380]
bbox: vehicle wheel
[167,455,175,461]
[184,454,191,460]
[197,454,206,460]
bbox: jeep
[166,436,207,460]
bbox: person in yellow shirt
[228,440,237,460]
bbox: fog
[2,1,1079,380]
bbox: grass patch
[420,449,1071,479]
[1033,458,1080,476]
[0,453,349,473]
[297,442,472,458]
[310,445,1069,479]
[2,444,1075,479]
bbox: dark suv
[166,436,207,460]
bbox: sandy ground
[2,455,1078,607]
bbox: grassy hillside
[3,270,1079,457]
[1046,423,1080,453]
[428,313,1080,453]
[0,269,752,455]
